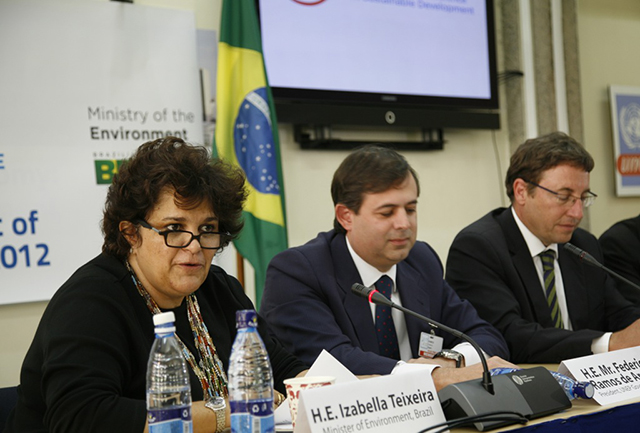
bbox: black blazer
[260,230,508,375]
[599,214,640,305]
[5,253,306,433]
[445,207,640,364]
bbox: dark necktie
[374,275,400,360]
[540,250,563,328]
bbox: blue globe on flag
[234,87,280,195]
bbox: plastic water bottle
[548,370,595,400]
[228,309,275,433]
[490,367,595,400]
[146,311,193,433]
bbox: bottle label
[230,398,274,433]
[148,406,193,433]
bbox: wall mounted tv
[257,0,500,136]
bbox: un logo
[620,102,640,150]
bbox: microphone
[351,283,571,431]
[351,283,494,393]
[564,242,640,292]
[352,282,396,309]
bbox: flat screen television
[256,0,500,147]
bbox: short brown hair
[331,145,419,233]
[102,136,247,260]
[505,132,594,202]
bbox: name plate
[294,369,445,433]
[558,346,640,405]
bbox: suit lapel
[497,209,556,327]
[396,261,428,356]
[330,234,381,354]
[558,244,589,329]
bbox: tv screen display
[257,0,499,127]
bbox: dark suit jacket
[445,207,640,364]
[260,230,508,375]
[599,214,640,305]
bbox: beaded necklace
[126,261,228,399]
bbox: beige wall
[279,126,511,252]
[578,0,640,236]
[2,0,640,388]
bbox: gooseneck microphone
[351,282,494,394]
[351,282,572,431]
[563,242,640,292]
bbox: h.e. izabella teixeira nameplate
[293,368,445,433]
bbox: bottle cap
[235,309,258,329]
[575,381,595,399]
[153,311,175,326]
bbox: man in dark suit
[261,145,512,389]
[446,132,640,364]
[600,214,640,305]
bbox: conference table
[455,364,640,432]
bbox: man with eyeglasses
[445,131,640,363]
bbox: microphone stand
[384,300,494,394]
[564,242,640,292]
[351,283,571,431]
[356,283,493,393]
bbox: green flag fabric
[214,0,287,308]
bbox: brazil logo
[234,87,280,195]
[94,159,125,185]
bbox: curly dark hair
[331,145,420,234]
[505,131,594,202]
[102,136,247,260]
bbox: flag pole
[236,250,245,289]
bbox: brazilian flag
[214,0,287,307]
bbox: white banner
[0,0,203,304]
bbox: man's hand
[430,356,518,391]
[609,318,640,351]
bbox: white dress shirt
[511,207,610,353]
[345,237,482,365]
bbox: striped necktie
[374,275,400,360]
[540,250,563,328]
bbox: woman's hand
[274,390,286,409]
